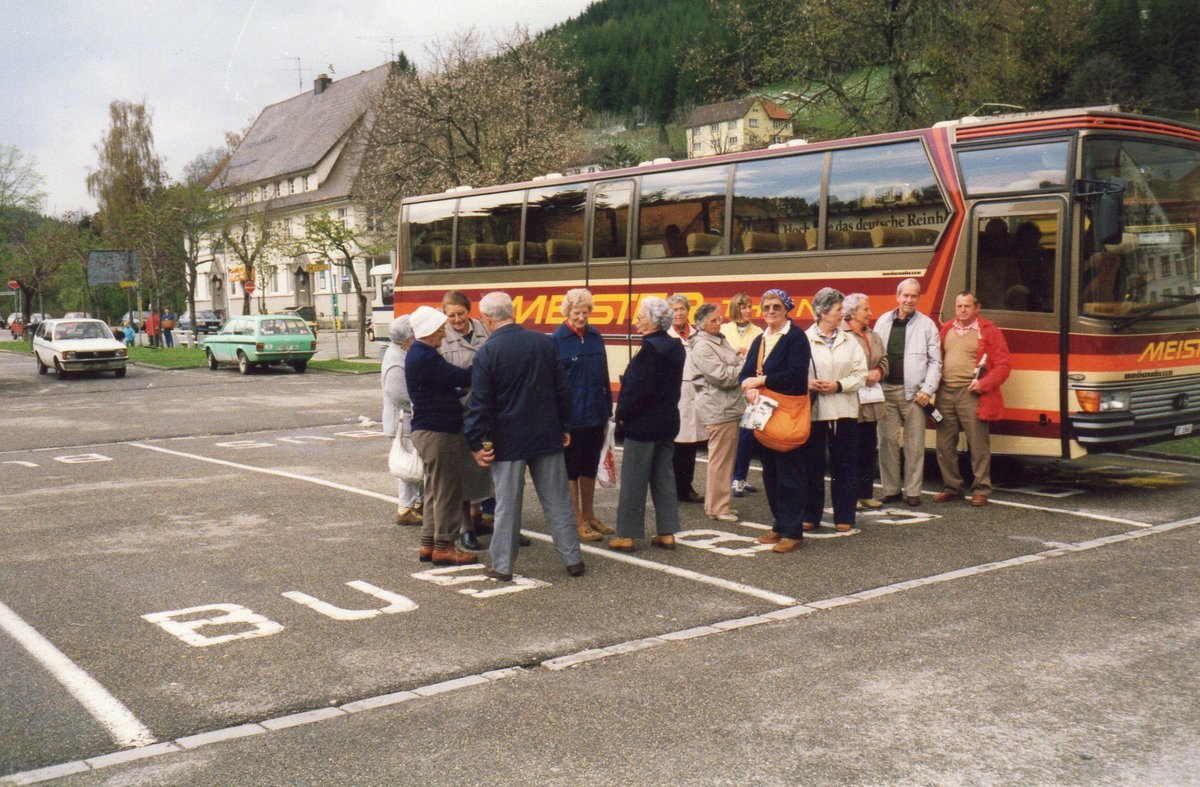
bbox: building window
[260,185,268,201]
[710,123,719,134]
[728,136,738,147]
[727,120,736,129]
[366,207,382,232]
[302,175,310,191]
[337,208,348,228]
[289,179,296,195]
[274,182,281,197]
[749,118,759,128]
[693,141,702,151]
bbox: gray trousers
[878,383,928,498]
[616,438,680,539]
[489,451,582,574]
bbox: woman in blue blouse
[551,288,615,543]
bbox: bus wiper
[1114,292,1200,331]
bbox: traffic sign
[7,280,18,290]
[244,280,257,294]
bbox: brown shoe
[395,508,422,526]
[757,531,782,545]
[587,517,615,535]
[835,524,853,533]
[607,537,635,552]
[802,522,817,532]
[772,537,804,553]
[418,545,433,562]
[432,545,477,566]
[905,496,922,506]
[970,494,989,506]
[484,567,513,582]
[650,534,676,550]
[932,490,962,503]
[577,522,603,542]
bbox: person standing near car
[145,309,160,349]
[161,307,176,348]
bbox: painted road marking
[0,598,155,749]
[16,510,1200,784]
[142,604,284,648]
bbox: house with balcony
[194,65,392,327]
[684,97,794,159]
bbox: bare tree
[219,196,276,316]
[0,145,47,212]
[87,101,164,243]
[355,28,586,213]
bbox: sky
[0,0,595,217]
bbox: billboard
[86,250,140,287]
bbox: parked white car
[31,318,128,378]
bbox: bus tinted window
[638,166,729,259]
[457,191,523,268]
[958,141,1069,195]
[526,186,587,265]
[976,214,1057,313]
[407,199,456,270]
[826,141,947,249]
[731,155,822,254]
[591,181,632,260]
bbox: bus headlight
[1075,390,1131,413]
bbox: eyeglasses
[762,304,786,312]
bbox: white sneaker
[731,481,745,498]
[709,512,739,522]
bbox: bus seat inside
[547,239,582,264]
[687,233,722,256]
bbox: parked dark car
[178,309,225,334]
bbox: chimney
[314,74,332,95]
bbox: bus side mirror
[1076,177,1124,247]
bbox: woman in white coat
[668,293,705,503]
[803,287,868,532]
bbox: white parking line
[132,441,797,606]
[0,598,155,749]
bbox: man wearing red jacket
[932,291,1011,506]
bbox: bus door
[587,179,636,359]
[968,197,1069,454]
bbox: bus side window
[407,199,456,271]
[825,141,947,251]
[730,155,821,254]
[638,166,729,260]
[527,185,586,265]
[591,182,632,260]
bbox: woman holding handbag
[739,289,811,554]
[382,316,422,526]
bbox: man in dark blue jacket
[466,292,584,581]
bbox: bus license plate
[1175,424,1194,436]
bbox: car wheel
[291,360,307,373]
[53,358,68,378]
[206,349,219,370]
[36,355,47,375]
[114,367,127,378]
[237,351,252,375]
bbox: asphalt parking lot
[2,350,1199,784]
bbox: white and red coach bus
[393,106,1200,459]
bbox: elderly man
[466,292,584,581]
[933,292,1011,506]
[873,278,942,506]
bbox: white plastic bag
[596,420,618,489]
[389,433,423,482]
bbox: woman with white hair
[609,296,685,552]
[551,288,615,543]
[803,287,868,532]
[382,315,421,525]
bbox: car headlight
[62,351,76,360]
[1075,389,1131,413]
[116,349,127,358]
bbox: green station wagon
[203,314,317,374]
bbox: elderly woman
[406,305,476,566]
[690,303,745,522]
[721,292,763,498]
[382,316,421,526]
[804,287,868,532]
[843,293,888,509]
[739,288,811,553]
[551,288,615,543]
[609,296,686,552]
[440,290,494,551]
[667,293,704,503]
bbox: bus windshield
[1081,138,1200,324]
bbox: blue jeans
[732,427,758,483]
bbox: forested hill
[546,0,715,124]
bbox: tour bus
[392,106,1200,459]
[368,261,395,340]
